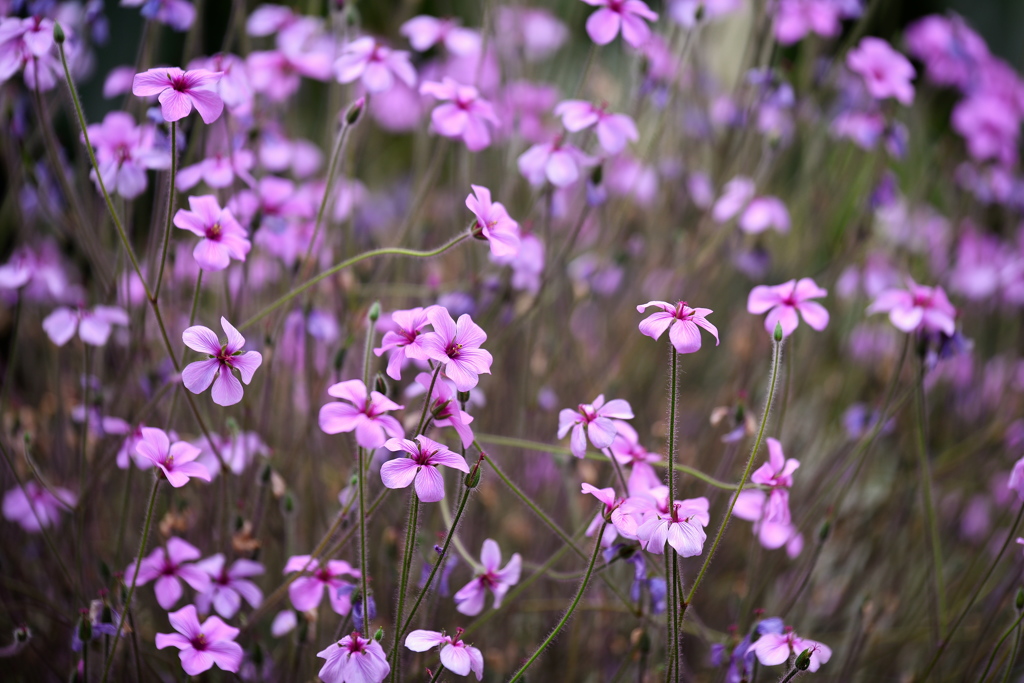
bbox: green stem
[508,523,607,683]
[299,116,353,279]
[415,366,442,436]
[980,610,1024,683]
[389,495,420,681]
[667,346,678,501]
[0,294,22,411]
[357,447,370,629]
[604,448,629,493]
[683,334,783,611]
[100,477,160,683]
[153,120,177,301]
[665,345,680,683]
[1001,620,1023,683]
[914,359,946,640]
[779,664,800,683]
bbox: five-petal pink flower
[182,317,263,407]
[558,395,635,459]
[283,555,360,615]
[381,435,469,502]
[194,554,264,619]
[173,195,251,271]
[334,36,417,93]
[636,497,710,556]
[374,306,437,381]
[132,67,224,123]
[466,184,520,258]
[846,37,916,106]
[317,632,390,683]
[405,628,484,681]
[420,78,501,151]
[747,628,831,672]
[319,379,405,449]
[422,308,493,392]
[867,281,957,335]
[554,100,639,154]
[582,0,659,48]
[747,278,829,337]
[127,537,211,609]
[155,604,243,676]
[136,427,211,487]
[454,539,522,616]
[636,301,720,353]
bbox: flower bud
[1016,587,1024,611]
[818,519,830,541]
[260,463,272,485]
[76,610,92,643]
[794,647,811,671]
[14,625,30,643]
[53,22,65,45]
[773,321,784,342]
[457,390,471,405]
[374,373,389,396]
[345,97,365,125]
[368,301,381,323]
[282,492,295,514]
[373,627,384,642]
[333,347,347,372]
[465,459,483,488]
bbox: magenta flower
[466,185,520,258]
[400,16,481,55]
[122,0,196,32]
[636,301,720,354]
[194,554,264,619]
[739,196,790,234]
[517,138,595,187]
[750,437,799,525]
[86,111,170,199]
[0,16,61,92]
[381,436,469,503]
[415,372,475,449]
[319,379,405,449]
[454,539,522,616]
[609,422,663,494]
[43,305,129,347]
[773,0,842,45]
[422,308,493,392]
[712,176,756,222]
[582,0,659,48]
[334,36,417,93]
[173,195,251,271]
[317,632,390,683]
[405,628,484,680]
[2,481,75,533]
[846,37,915,106]
[636,497,710,556]
[155,604,243,676]
[558,395,634,459]
[582,483,626,548]
[132,67,224,123]
[747,628,832,672]
[747,278,829,337]
[127,537,211,610]
[136,427,211,487]
[284,555,360,615]
[420,78,501,151]
[182,317,263,407]
[374,307,437,381]
[554,100,639,154]
[733,490,801,552]
[866,281,957,335]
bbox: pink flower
[747,278,829,337]
[420,78,501,151]
[846,37,915,106]
[466,185,520,258]
[317,632,390,683]
[517,139,595,187]
[405,628,484,681]
[867,281,957,335]
[952,95,1020,166]
[173,195,251,271]
[1008,456,1024,500]
[734,490,801,552]
[132,67,224,123]
[739,196,790,234]
[712,176,756,222]
[609,421,663,494]
[400,16,481,55]
[554,100,639,154]
[421,308,493,392]
[136,427,211,487]
[454,539,521,616]
[636,301,720,354]
[86,111,170,199]
[284,556,360,615]
[0,16,62,92]
[747,628,831,672]
[182,318,263,406]
[582,0,659,48]
[582,483,625,547]
[773,0,842,45]
[2,481,75,533]
[194,554,264,619]
[381,436,469,503]
[43,305,129,347]
[374,307,437,381]
[122,0,196,32]
[176,149,256,191]
[334,36,416,93]
[127,537,211,609]
[414,372,475,449]
[636,497,710,556]
[319,379,405,449]
[155,604,243,676]
[558,395,634,459]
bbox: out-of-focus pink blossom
[335,36,416,94]
[374,307,437,381]
[712,176,756,222]
[283,555,359,615]
[420,78,500,151]
[174,195,250,271]
[454,539,521,615]
[773,0,842,44]
[401,16,480,55]
[846,37,915,105]
[466,185,520,257]
[122,0,196,31]
[127,537,211,609]
[867,281,957,335]
[194,554,264,618]
[132,67,224,123]
[86,111,170,199]
[739,197,790,234]
[136,427,211,488]
[582,0,659,48]
[43,305,129,347]
[905,14,988,89]
[2,481,75,532]
[555,100,639,154]
[747,278,829,337]
[319,379,404,449]
[495,7,568,62]
[517,139,595,187]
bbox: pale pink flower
[194,554,264,619]
[712,176,756,222]
[739,197,790,234]
[747,278,829,337]
[421,308,493,392]
[554,100,639,154]
[0,16,62,91]
[867,281,957,335]
[636,497,710,556]
[734,491,800,551]
[747,629,831,672]
[558,395,634,459]
[156,604,243,676]
[400,16,481,55]
[405,628,484,681]
[132,67,224,123]
[454,539,521,616]
[582,483,625,547]
[126,537,211,609]
[609,421,663,494]
[173,195,250,271]
[317,632,390,683]
[636,301,720,354]
[122,0,196,32]
[466,185,520,258]
[414,372,475,449]
[334,36,416,93]
[43,305,129,347]
[381,436,469,503]
[2,481,75,533]
[136,427,211,488]
[1008,456,1024,500]
[283,556,360,615]
[318,379,405,449]
[517,138,595,187]
[846,37,915,105]
[86,111,170,199]
[420,78,501,151]
[374,307,437,381]
[582,0,659,48]
[182,317,263,407]
[176,148,256,191]
[774,0,842,45]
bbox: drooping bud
[76,609,92,644]
[282,492,295,514]
[457,390,471,405]
[345,97,365,125]
[794,647,812,671]
[819,519,831,541]
[374,372,389,397]
[259,463,272,485]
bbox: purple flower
[554,100,639,154]
[284,555,360,615]
[401,16,480,55]
[420,78,501,151]
[405,628,484,681]
[136,427,211,487]
[558,395,634,459]
[122,0,196,32]
[318,379,405,449]
[422,308,493,392]
[132,67,224,123]
[636,497,710,556]
[466,185,520,258]
[712,176,756,222]
[747,278,829,337]
[127,537,211,610]
[194,554,264,619]
[454,539,522,616]
[2,481,75,533]
[334,36,417,93]
[182,317,263,407]
[582,0,659,48]
[381,436,469,503]
[173,195,251,271]
[414,372,476,449]
[155,604,243,676]
[636,300,720,354]
[517,138,595,187]
[739,196,790,234]
[86,111,170,199]
[374,307,437,381]
[0,16,62,92]
[43,305,129,347]
[773,0,842,45]
[846,37,915,105]
[867,281,957,335]
[317,632,390,683]
[747,629,831,672]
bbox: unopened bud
[259,463,272,485]
[283,492,295,514]
[374,373,389,396]
[818,519,830,541]
[334,346,347,371]
[773,322,784,342]
[373,627,384,642]
[794,647,811,671]
[368,301,381,323]
[465,460,483,488]
[457,390,471,405]
[590,164,603,186]
[13,625,30,643]
[1016,587,1024,611]
[53,22,65,45]
[345,97,365,125]
[76,611,92,643]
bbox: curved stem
[356,447,370,629]
[153,120,177,301]
[980,610,1024,683]
[507,522,606,683]
[187,269,203,328]
[1001,619,1024,683]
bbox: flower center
[446,342,463,359]
[191,632,208,650]
[206,223,222,240]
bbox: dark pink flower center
[345,634,366,654]
[316,568,333,582]
[608,0,625,13]
[206,222,223,241]
[169,73,191,92]
[912,293,931,307]
[190,632,209,650]
[445,341,464,359]
[578,404,597,422]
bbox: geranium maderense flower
[156,604,243,676]
[132,67,224,123]
[173,195,250,271]
[126,537,211,609]
[846,37,915,105]
[866,281,956,335]
[747,278,829,337]
[86,111,170,199]
[334,36,417,93]
[747,628,832,672]
[466,185,520,258]
[558,395,635,459]
[194,554,264,619]
[405,628,484,680]
[454,539,522,616]
[317,632,390,683]
[554,100,639,155]
[319,379,404,449]
[182,317,263,407]
[283,555,360,615]
[43,305,129,347]
[2,481,75,533]
[400,16,481,54]
[374,306,437,381]
[381,435,469,502]
[422,308,493,392]
[517,138,595,187]
[414,372,476,449]
[636,301,720,354]
[420,78,501,151]
[136,427,211,487]
[636,497,710,556]
[582,0,659,48]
